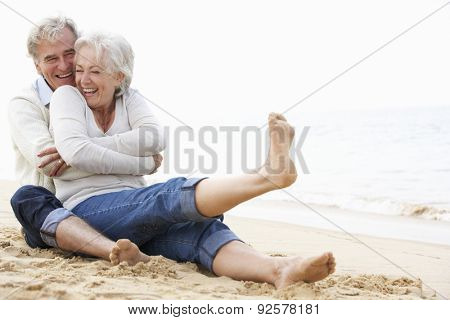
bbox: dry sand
[0,180,449,300]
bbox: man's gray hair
[27,16,79,63]
[75,32,134,97]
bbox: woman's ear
[114,72,125,84]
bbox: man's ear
[35,61,42,75]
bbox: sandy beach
[0,179,449,300]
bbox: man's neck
[43,77,56,92]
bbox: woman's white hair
[27,16,79,63]
[75,32,134,97]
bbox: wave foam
[263,191,450,221]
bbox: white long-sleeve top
[50,85,165,210]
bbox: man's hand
[37,147,70,177]
[151,154,163,174]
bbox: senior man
[8,16,158,265]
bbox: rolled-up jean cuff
[40,208,75,248]
[180,177,215,222]
[199,229,242,272]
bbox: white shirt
[50,85,165,209]
[33,76,53,107]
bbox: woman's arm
[8,96,93,180]
[89,89,165,157]
[49,86,155,176]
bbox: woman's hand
[150,154,163,174]
[37,147,70,177]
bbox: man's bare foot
[274,252,336,289]
[109,239,151,266]
[258,112,297,188]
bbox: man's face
[34,27,77,90]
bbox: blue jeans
[71,177,241,271]
[10,185,74,248]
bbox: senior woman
[50,32,335,288]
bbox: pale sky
[0,0,449,179]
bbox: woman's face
[75,46,122,110]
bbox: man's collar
[33,75,53,107]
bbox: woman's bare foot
[274,252,336,289]
[109,239,151,266]
[258,113,297,188]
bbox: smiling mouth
[82,88,98,96]
[56,72,73,79]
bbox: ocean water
[150,105,450,223]
[262,106,450,221]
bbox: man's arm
[8,97,93,180]
[50,86,155,176]
[89,89,165,157]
